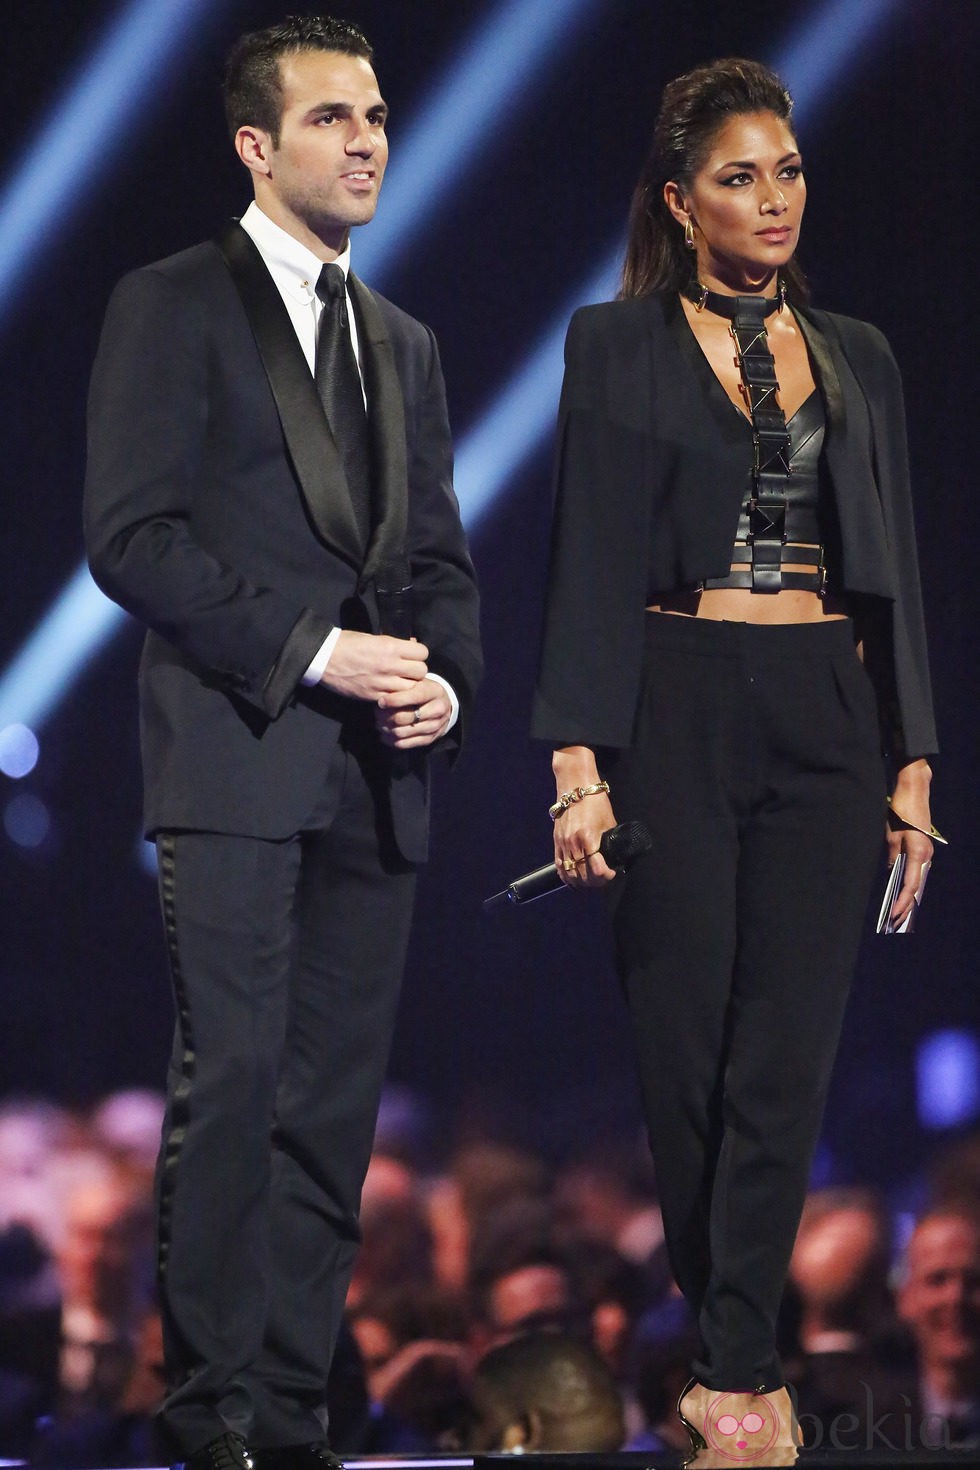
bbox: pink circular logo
[703,1393,779,1461]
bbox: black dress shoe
[250,1445,343,1470]
[176,1432,254,1470]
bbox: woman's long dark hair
[621,57,809,303]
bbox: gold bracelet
[885,797,948,845]
[549,780,611,822]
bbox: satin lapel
[348,273,409,582]
[216,221,363,569]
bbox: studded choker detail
[684,278,785,318]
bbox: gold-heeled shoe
[677,1380,802,1467]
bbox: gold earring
[684,219,696,251]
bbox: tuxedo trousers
[152,724,416,1455]
[607,614,883,1391]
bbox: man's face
[489,1264,572,1341]
[898,1215,980,1371]
[257,49,388,250]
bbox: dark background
[2,0,976,1193]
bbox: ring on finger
[562,858,575,873]
[412,708,423,724]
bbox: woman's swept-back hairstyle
[621,57,808,303]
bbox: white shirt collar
[239,200,352,303]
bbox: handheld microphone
[375,557,413,639]
[483,821,652,913]
[375,558,417,768]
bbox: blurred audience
[563,1234,649,1375]
[89,1090,164,1189]
[789,1187,910,1438]
[897,1206,980,1448]
[630,1295,702,1454]
[347,1284,469,1443]
[3,1085,980,1461]
[0,1225,60,1456]
[555,1142,665,1272]
[346,1153,433,1311]
[31,1306,165,1468]
[0,1095,157,1463]
[791,1188,893,1354]
[427,1140,551,1294]
[55,1161,154,1416]
[929,1129,980,1212]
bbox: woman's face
[668,109,805,292]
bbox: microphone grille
[601,820,652,868]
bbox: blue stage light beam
[356,0,603,281]
[455,243,622,526]
[0,0,230,319]
[454,0,903,528]
[776,0,899,122]
[0,567,125,733]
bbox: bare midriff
[647,575,849,624]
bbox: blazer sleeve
[531,307,652,749]
[402,325,482,751]
[83,267,332,720]
[834,320,938,763]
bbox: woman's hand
[552,746,619,889]
[886,758,934,925]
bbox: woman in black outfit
[532,59,939,1468]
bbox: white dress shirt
[238,202,457,729]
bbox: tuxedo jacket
[532,290,937,763]
[84,223,481,860]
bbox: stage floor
[4,1451,975,1470]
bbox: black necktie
[314,262,372,551]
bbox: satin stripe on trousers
[607,614,884,1391]
[154,735,416,1455]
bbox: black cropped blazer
[531,291,937,764]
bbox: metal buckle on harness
[747,499,787,544]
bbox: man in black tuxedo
[83,16,481,1470]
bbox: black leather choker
[684,280,784,318]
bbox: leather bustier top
[704,388,835,594]
[733,389,824,543]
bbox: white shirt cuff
[302,626,342,686]
[427,673,459,733]
[303,634,459,735]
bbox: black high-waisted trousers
[607,614,883,1391]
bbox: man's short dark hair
[472,1333,625,1453]
[223,14,374,146]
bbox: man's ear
[235,125,273,177]
[500,1410,544,1453]
[499,1411,535,1453]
